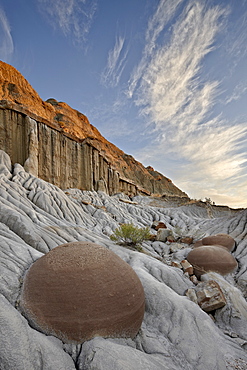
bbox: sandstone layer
[0,61,187,197]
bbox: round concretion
[193,240,203,248]
[20,242,145,343]
[201,234,235,252]
[187,245,238,277]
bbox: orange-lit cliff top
[0,60,127,162]
[0,61,107,142]
[0,61,187,197]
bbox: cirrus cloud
[127,0,183,99]
[101,35,128,87]
[127,0,247,207]
[0,6,14,62]
[38,0,97,45]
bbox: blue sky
[0,0,247,208]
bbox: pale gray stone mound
[19,241,145,343]
[0,151,247,369]
[0,294,75,370]
[0,149,12,179]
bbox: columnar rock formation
[0,61,187,198]
[0,109,121,193]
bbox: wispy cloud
[85,91,137,141]
[135,117,247,207]
[127,0,183,98]
[0,6,14,61]
[134,2,226,127]
[101,35,128,87]
[127,0,247,207]
[38,0,97,45]
[225,7,247,59]
[225,82,247,105]
[223,4,247,78]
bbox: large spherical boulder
[187,245,238,277]
[193,240,203,248]
[202,234,235,252]
[20,242,145,344]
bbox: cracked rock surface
[0,151,247,370]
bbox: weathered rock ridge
[0,61,187,198]
[0,150,247,370]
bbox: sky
[0,0,247,208]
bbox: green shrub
[110,223,151,248]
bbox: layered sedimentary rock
[186,280,227,312]
[20,242,145,343]
[0,61,187,197]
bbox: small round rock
[187,245,238,277]
[20,241,145,343]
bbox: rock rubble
[186,280,227,312]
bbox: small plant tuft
[110,223,151,249]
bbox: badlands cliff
[0,61,187,198]
[0,61,247,370]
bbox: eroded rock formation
[0,152,247,369]
[0,61,187,198]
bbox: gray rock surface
[0,294,75,370]
[0,151,247,369]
